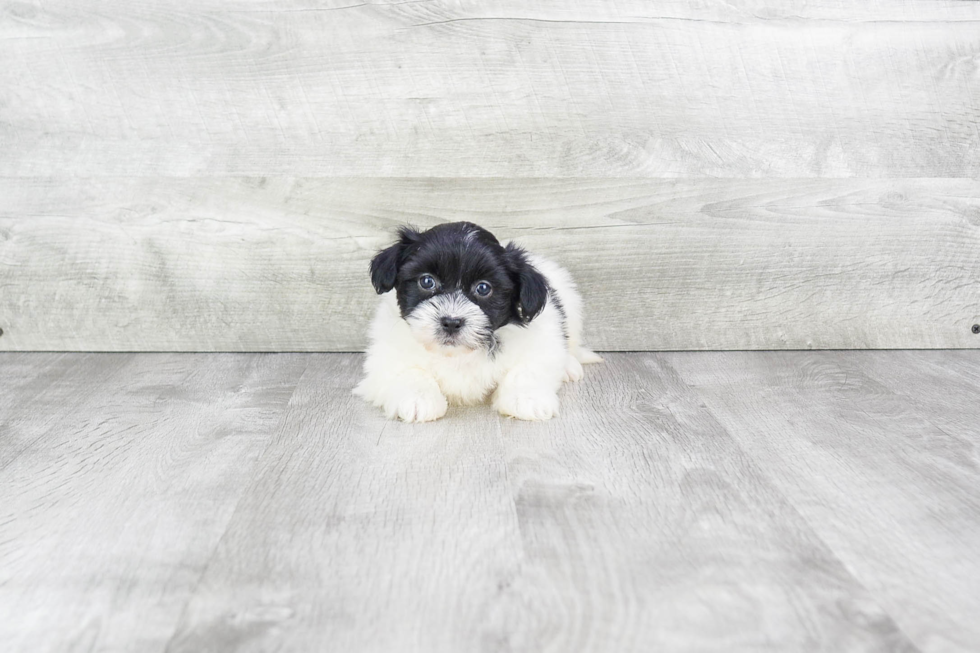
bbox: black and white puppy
[354,221,601,422]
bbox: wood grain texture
[0,353,135,469]
[667,350,980,653]
[165,354,527,653]
[2,0,978,177]
[487,354,915,652]
[165,353,914,652]
[828,350,980,438]
[0,353,307,652]
[2,177,978,351]
[3,0,979,352]
[5,351,980,651]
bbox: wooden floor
[1,352,978,653]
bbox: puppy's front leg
[385,369,449,423]
[493,367,561,421]
[357,367,448,423]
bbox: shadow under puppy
[355,222,602,422]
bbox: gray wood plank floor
[1,352,978,652]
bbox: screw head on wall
[973,324,980,335]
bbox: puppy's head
[369,222,548,353]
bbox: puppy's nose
[441,317,464,334]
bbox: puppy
[354,222,602,422]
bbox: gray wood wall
[1,0,978,351]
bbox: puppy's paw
[563,355,584,383]
[574,347,604,365]
[385,390,448,423]
[495,389,560,421]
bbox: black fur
[369,226,421,294]
[501,242,548,324]
[548,287,569,340]
[368,222,549,330]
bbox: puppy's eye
[419,274,437,291]
[474,281,492,297]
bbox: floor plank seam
[159,356,312,653]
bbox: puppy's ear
[504,243,548,324]
[370,226,421,294]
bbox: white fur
[354,252,601,422]
[404,290,492,351]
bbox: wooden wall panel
[1,0,978,177]
[1,177,977,351]
[2,1,978,350]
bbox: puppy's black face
[370,222,548,352]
